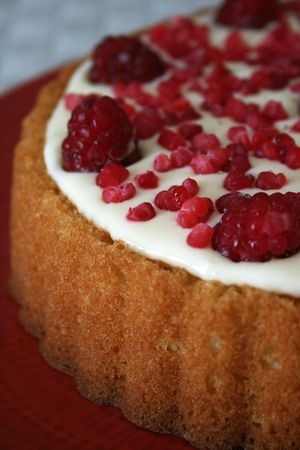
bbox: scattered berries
[216,0,279,29]
[90,36,166,84]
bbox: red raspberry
[191,155,218,175]
[155,186,190,211]
[153,153,173,172]
[182,178,199,197]
[224,171,255,191]
[170,147,194,168]
[178,123,203,141]
[213,192,300,262]
[102,183,136,203]
[127,202,156,221]
[187,223,214,249]
[191,132,220,152]
[158,129,186,151]
[96,163,129,188]
[90,36,166,84]
[62,95,136,172]
[216,0,279,29]
[255,171,287,190]
[133,108,163,139]
[262,101,288,121]
[135,171,159,189]
[177,197,214,228]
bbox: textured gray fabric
[0,0,220,92]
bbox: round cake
[10,1,300,448]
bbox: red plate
[0,71,193,450]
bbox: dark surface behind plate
[0,72,194,450]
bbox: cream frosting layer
[44,12,300,297]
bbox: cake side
[10,60,300,450]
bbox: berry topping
[127,202,156,221]
[187,223,214,249]
[216,0,279,29]
[133,108,163,140]
[102,183,136,203]
[96,163,129,188]
[155,186,190,211]
[153,153,173,172]
[62,95,136,172]
[178,123,203,141]
[135,171,159,189]
[90,36,166,84]
[224,171,255,191]
[170,147,193,168]
[213,192,300,262]
[182,178,199,197]
[158,129,186,151]
[177,197,214,228]
[255,171,287,190]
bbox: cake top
[44,0,300,296]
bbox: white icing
[44,13,300,298]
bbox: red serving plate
[0,70,194,450]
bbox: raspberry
[177,197,214,228]
[224,171,255,191]
[102,183,136,203]
[90,36,166,84]
[135,171,159,189]
[225,98,247,122]
[153,153,173,172]
[228,126,252,149]
[191,155,218,175]
[62,95,136,172]
[158,129,186,151]
[285,146,300,169]
[191,132,220,152]
[187,223,214,249]
[148,17,209,59]
[224,31,249,61]
[292,120,300,132]
[96,163,129,188]
[213,192,300,262]
[178,123,203,141]
[127,202,156,221]
[255,171,287,190]
[155,186,190,211]
[182,178,199,197]
[226,144,251,173]
[262,101,289,121]
[64,93,84,111]
[216,0,279,29]
[133,108,163,140]
[170,147,193,168]
[216,192,251,214]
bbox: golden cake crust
[10,53,300,450]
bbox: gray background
[0,0,220,93]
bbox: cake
[10,0,300,448]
